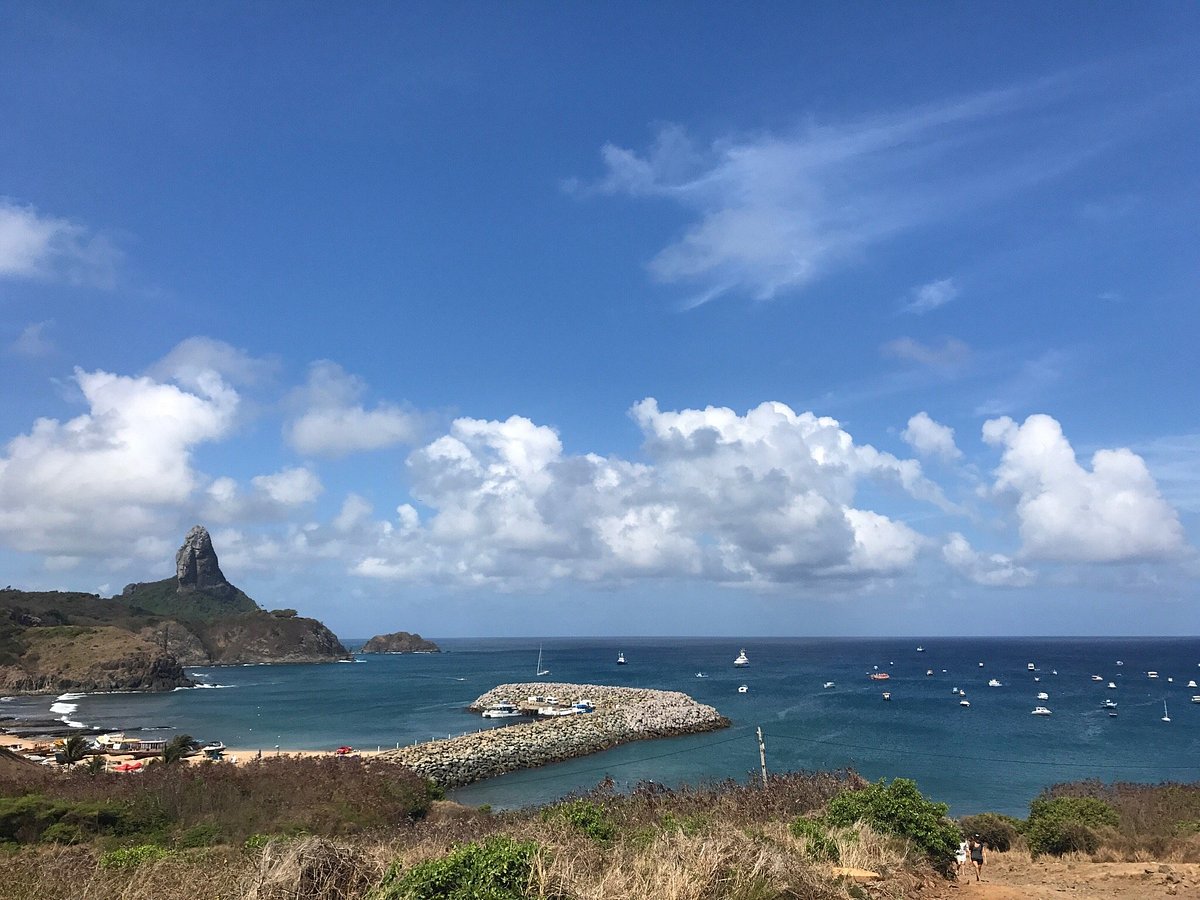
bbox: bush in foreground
[958,812,1022,852]
[1025,796,1119,857]
[825,778,959,870]
[373,835,543,900]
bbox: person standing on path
[968,834,985,881]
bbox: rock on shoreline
[378,682,729,788]
[360,631,440,654]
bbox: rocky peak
[175,525,229,592]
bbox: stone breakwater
[377,682,729,788]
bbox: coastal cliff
[360,631,440,654]
[0,526,349,693]
[378,682,729,788]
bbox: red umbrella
[114,761,143,772]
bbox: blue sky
[1,4,1198,637]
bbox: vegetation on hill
[120,578,259,622]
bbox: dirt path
[938,853,1200,899]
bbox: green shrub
[1025,796,1118,857]
[1025,818,1100,856]
[178,822,223,848]
[825,778,959,868]
[243,833,272,853]
[373,835,542,900]
[659,811,710,837]
[789,816,839,861]
[99,844,171,869]
[958,812,1022,852]
[39,821,84,845]
[541,798,616,844]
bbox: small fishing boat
[1107,682,1117,689]
[1103,699,1117,709]
[916,646,925,652]
[1190,695,1200,704]
[616,652,626,665]
[869,672,891,681]
[482,702,523,719]
[1031,707,1052,716]
[960,699,971,707]
[695,672,707,678]
[737,685,749,694]
[1148,671,1160,679]
[734,649,750,667]
[1091,675,1104,682]
[1037,692,1049,700]
[926,669,934,676]
[823,681,835,689]
[882,692,891,701]
[1116,660,1124,666]
[988,679,1002,687]
[1027,663,1036,670]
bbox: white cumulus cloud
[902,412,962,461]
[982,414,1186,563]
[942,532,1035,587]
[0,199,121,287]
[346,399,940,588]
[286,361,421,457]
[0,367,239,554]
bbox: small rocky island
[361,631,440,654]
[378,682,729,788]
[0,526,348,694]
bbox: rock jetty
[378,682,729,788]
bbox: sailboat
[1162,700,1171,723]
[536,645,550,677]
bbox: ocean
[3,636,1198,817]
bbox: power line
[766,730,1200,772]
[480,727,756,786]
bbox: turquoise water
[4,637,1199,816]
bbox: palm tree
[162,734,195,765]
[61,735,89,768]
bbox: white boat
[1188,680,1197,688]
[988,679,1002,687]
[695,672,707,678]
[1191,696,1200,704]
[538,706,579,717]
[882,692,891,701]
[616,652,626,665]
[1107,682,1116,689]
[572,699,595,713]
[1116,660,1124,666]
[1148,671,1159,679]
[916,646,925,652]
[536,645,550,677]
[1037,692,1049,700]
[1169,677,1175,683]
[823,682,835,689]
[1109,710,1118,717]
[1103,699,1117,709]
[952,687,959,694]
[1034,676,1041,682]
[482,702,523,719]
[1027,663,1036,670]
[1032,707,1052,716]
[978,662,984,667]
[960,699,971,707]
[1162,700,1171,723]
[737,685,748,693]
[925,669,934,676]
[734,649,750,667]
[1091,675,1103,681]
[1052,669,1058,675]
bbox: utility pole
[756,726,768,788]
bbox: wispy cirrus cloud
[0,199,121,288]
[572,73,1114,308]
[901,278,959,315]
